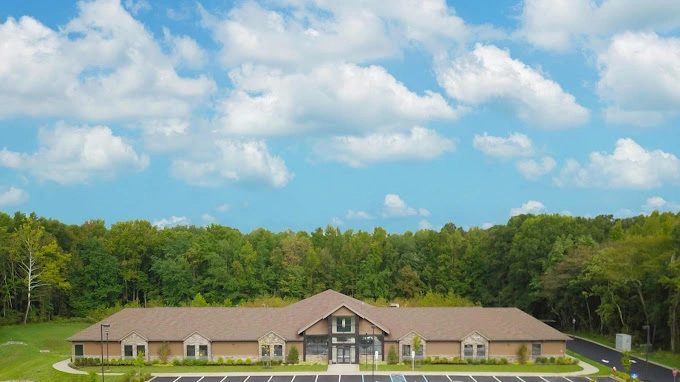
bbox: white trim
[297,303,390,335]
[398,330,427,341]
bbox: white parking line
[314,375,318,382]
[517,377,526,382]
[493,376,502,382]
[540,377,550,382]
[469,376,478,382]
[564,377,575,382]
[244,376,251,382]
[446,376,452,382]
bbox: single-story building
[67,289,570,364]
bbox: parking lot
[150,375,614,382]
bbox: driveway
[567,337,674,382]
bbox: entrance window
[335,316,353,333]
[305,336,328,355]
[360,335,383,356]
[74,344,84,357]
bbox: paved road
[150,376,604,382]
[567,337,675,382]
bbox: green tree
[286,345,299,364]
[622,351,631,373]
[387,345,398,365]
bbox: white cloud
[554,138,680,189]
[0,186,29,207]
[162,27,206,69]
[0,123,149,184]
[383,194,430,218]
[203,0,484,69]
[518,0,680,51]
[170,140,293,188]
[481,222,494,229]
[617,208,633,217]
[418,219,433,230]
[516,156,557,180]
[597,32,680,126]
[219,63,458,137]
[642,196,680,213]
[561,210,573,216]
[124,0,151,15]
[345,210,373,220]
[216,204,230,213]
[436,44,589,128]
[331,217,344,226]
[315,127,456,167]
[202,213,215,223]
[0,0,215,122]
[510,200,546,216]
[153,216,189,229]
[473,132,534,160]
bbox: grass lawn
[81,364,327,374]
[0,321,127,382]
[573,332,680,369]
[358,363,582,372]
[567,350,611,375]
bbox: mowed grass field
[0,321,117,382]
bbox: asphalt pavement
[567,337,676,382]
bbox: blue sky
[1,0,679,233]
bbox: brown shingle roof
[67,290,569,342]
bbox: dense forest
[1,210,679,352]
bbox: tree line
[1,210,679,352]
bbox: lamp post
[100,323,110,382]
[572,318,576,333]
[106,329,109,371]
[642,325,650,381]
[371,325,376,382]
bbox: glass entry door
[334,345,354,363]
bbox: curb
[570,335,675,371]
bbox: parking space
[151,374,600,382]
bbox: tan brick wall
[542,341,566,356]
[306,320,328,335]
[358,318,383,335]
[147,341,183,362]
[287,341,303,362]
[331,306,354,316]
[73,341,108,359]
[212,341,258,360]
[426,341,460,358]
[488,341,566,360]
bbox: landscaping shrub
[387,345,399,365]
[287,345,299,364]
[425,356,432,364]
[236,359,244,365]
[499,358,508,365]
[517,344,528,365]
[227,359,235,365]
[549,356,556,364]
[157,342,171,364]
[246,358,252,365]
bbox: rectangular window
[199,345,208,358]
[532,344,541,357]
[359,336,383,356]
[305,336,328,355]
[464,344,473,358]
[274,345,283,357]
[335,317,352,333]
[136,345,145,357]
[402,344,411,356]
[74,344,84,357]
[186,345,195,357]
[476,344,485,358]
[262,345,270,356]
[124,345,133,357]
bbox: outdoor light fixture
[100,323,110,382]
[642,325,650,380]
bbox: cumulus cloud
[153,216,189,229]
[518,0,680,51]
[218,64,459,137]
[331,217,344,226]
[597,32,680,126]
[0,123,149,184]
[170,140,293,188]
[642,196,680,213]
[436,44,589,128]
[345,210,373,220]
[418,219,433,230]
[0,186,29,207]
[162,27,207,69]
[383,194,430,218]
[316,127,456,167]
[516,157,557,180]
[473,132,534,160]
[554,138,680,189]
[0,0,215,122]
[202,0,493,68]
[510,200,547,216]
[481,222,494,229]
[202,213,215,223]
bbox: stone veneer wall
[184,333,211,360]
[121,332,148,360]
[305,354,327,363]
[398,332,426,363]
[258,332,286,361]
[460,332,488,359]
